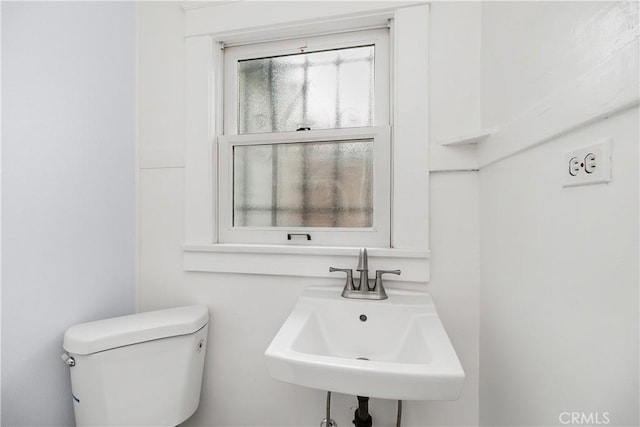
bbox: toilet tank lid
[63,305,209,355]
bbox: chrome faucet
[329,248,400,300]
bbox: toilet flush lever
[61,353,75,367]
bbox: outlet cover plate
[563,139,612,187]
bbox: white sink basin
[265,285,464,400]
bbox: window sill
[183,244,430,282]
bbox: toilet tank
[63,305,209,427]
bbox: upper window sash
[223,28,390,136]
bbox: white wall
[137,2,480,426]
[1,2,136,425]
[481,1,638,129]
[479,2,639,426]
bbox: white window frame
[182,2,431,282]
[220,29,390,247]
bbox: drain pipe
[322,393,402,427]
[353,396,373,427]
[352,397,403,427]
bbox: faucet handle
[372,270,401,298]
[375,269,401,277]
[329,267,355,292]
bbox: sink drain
[356,357,370,361]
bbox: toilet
[62,305,209,427]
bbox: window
[233,139,373,228]
[236,44,375,133]
[219,29,390,246]
[182,3,430,280]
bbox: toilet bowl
[62,305,209,427]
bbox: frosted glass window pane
[233,140,373,227]
[238,46,374,134]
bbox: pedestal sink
[265,285,464,400]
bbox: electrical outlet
[563,139,612,187]
[584,152,597,174]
